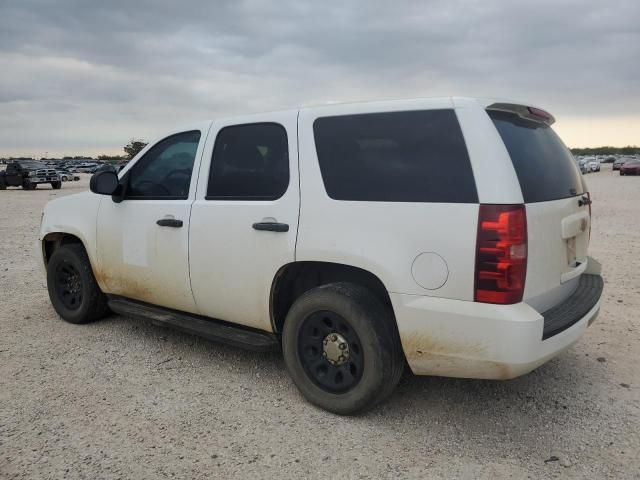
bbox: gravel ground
[1,166,639,479]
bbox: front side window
[313,109,478,203]
[126,131,201,199]
[206,123,289,200]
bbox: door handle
[252,222,289,232]
[157,218,183,228]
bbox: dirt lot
[1,166,639,479]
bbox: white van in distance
[40,97,603,414]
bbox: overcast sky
[1,0,639,157]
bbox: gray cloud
[1,0,639,155]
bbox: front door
[5,163,22,185]
[189,112,300,331]
[95,128,208,314]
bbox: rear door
[297,99,481,301]
[189,111,299,332]
[487,108,590,312]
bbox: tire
[22,180,36,190]
[61,175,68,182]
[51,181,62,190]
[282,282,404,415]
[46,243,110,324]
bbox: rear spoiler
[486,102,555,126]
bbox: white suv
[587,157,601,172]
[40,97,603,414]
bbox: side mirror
[90,170,119,195]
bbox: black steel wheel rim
[298,310,364,393]
[55,261,83,310]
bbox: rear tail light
[474,204,527,304]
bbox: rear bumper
[391,274,603,380]
[542,274,603,339]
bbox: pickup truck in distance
[0,161,62,190]
[39,97,604,414]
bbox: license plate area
[561,211,589,282]
[566,236,578,267]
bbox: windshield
[18,161,47,169]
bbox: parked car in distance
[613,158,626,170]
[620,159,640,175]
[94,164,118,174]
[577,158,589,174]
[71,162,100,173]
[39,97,603,414]
[583,157,600,172]
[0,160,62,190]
[56,169,81,182]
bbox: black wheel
[46,243,110,324]
[51,181,62,190]
[22,180,36,190]
[282,283,404,415]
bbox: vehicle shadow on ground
[97,311,598,428]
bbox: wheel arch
[42,232,88,266]
[269,261,397,335]
[42,230,109,291]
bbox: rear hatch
[487,105,591,312]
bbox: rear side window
[488,110,584,203]
[313,110,478,203]
[207,123,289,200]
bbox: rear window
[488,110,584,203]
[313,109,478,203]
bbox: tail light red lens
[475,204,527,304]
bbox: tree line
[97,138,149,161]
[1,139,149,163]
[570,145,640,156]
[4,140,638,163]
